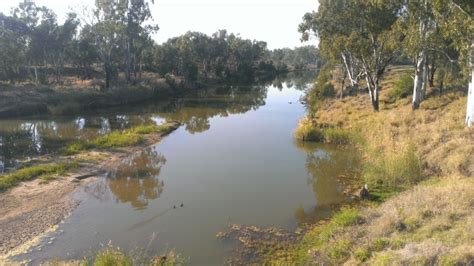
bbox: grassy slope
[273,66,474,264]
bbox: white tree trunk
[341,53,355,87]
[413,49,427,109]
[466,68,474,127]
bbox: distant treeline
[0,0,320,88]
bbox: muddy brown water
[2,83,359,264]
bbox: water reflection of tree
[157,85,268,134]
[107,148,166,209]
[273,70,319,91]
[293,141,360,225]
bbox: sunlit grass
[0,162,78,191]
[61,123,178,155]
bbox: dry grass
[267,177,474,265]
[276,65,474,264]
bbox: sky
[0,0,318,49]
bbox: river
[2,79,359,264]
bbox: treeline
[300,0,473,126]
[0,0,306,89]
[270,46,323,72]
[147,30,284,84]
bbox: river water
[2,81,359,264]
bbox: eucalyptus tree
[301,0,402,111]
[299,0,363,89]
[0,13,28,83]
[123,0,158,82]
[428,0,473,126]
[92,0,128,88]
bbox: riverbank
[259,67,474,264]
[0,122,180,261]
[0,78,181,118]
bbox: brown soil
[0,122,180,259]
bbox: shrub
[294,118,324,141]
[363,143,422,189]
[306,64,335,111]
[388,74,412,101]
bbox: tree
[123,0,158,82]
[301,0,402,111]
[92,0,127,88]
[0,13,28,83]
[430,0,473,126]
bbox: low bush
[388,74,412,101]
[294,118,324,141]
[362,143,422,189]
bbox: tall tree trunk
[34,66,38,84]
[413,49,427,110]
[372,80,380,112]
[341,52,357,87]
[466,42,474,127]
[421,55,428,99]
[429,58,436,87]
[366,75,379,112]
[126,41,131,83]
[104,62,111,89]
[340,69,346,99]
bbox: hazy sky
[0,0,318,49]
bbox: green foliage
[269,46,322,71]
[307,64,335,106]
[388,74,413,101]
[294,119,324,141]
[0,163,78,191]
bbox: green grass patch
[295,120,359,144]
[363,143,422,189]
[271,207,361,264]
[128,123,176,135]
[77,246,185,266]
[388,74,412,101]
[327,240,351,262]
[61,123,177,156]
[89,131,143,149]
[322,127,359,145]
[0,162,78,191]
[355,247,371,262]
[372,238,390,251]
[92,248,133,266]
